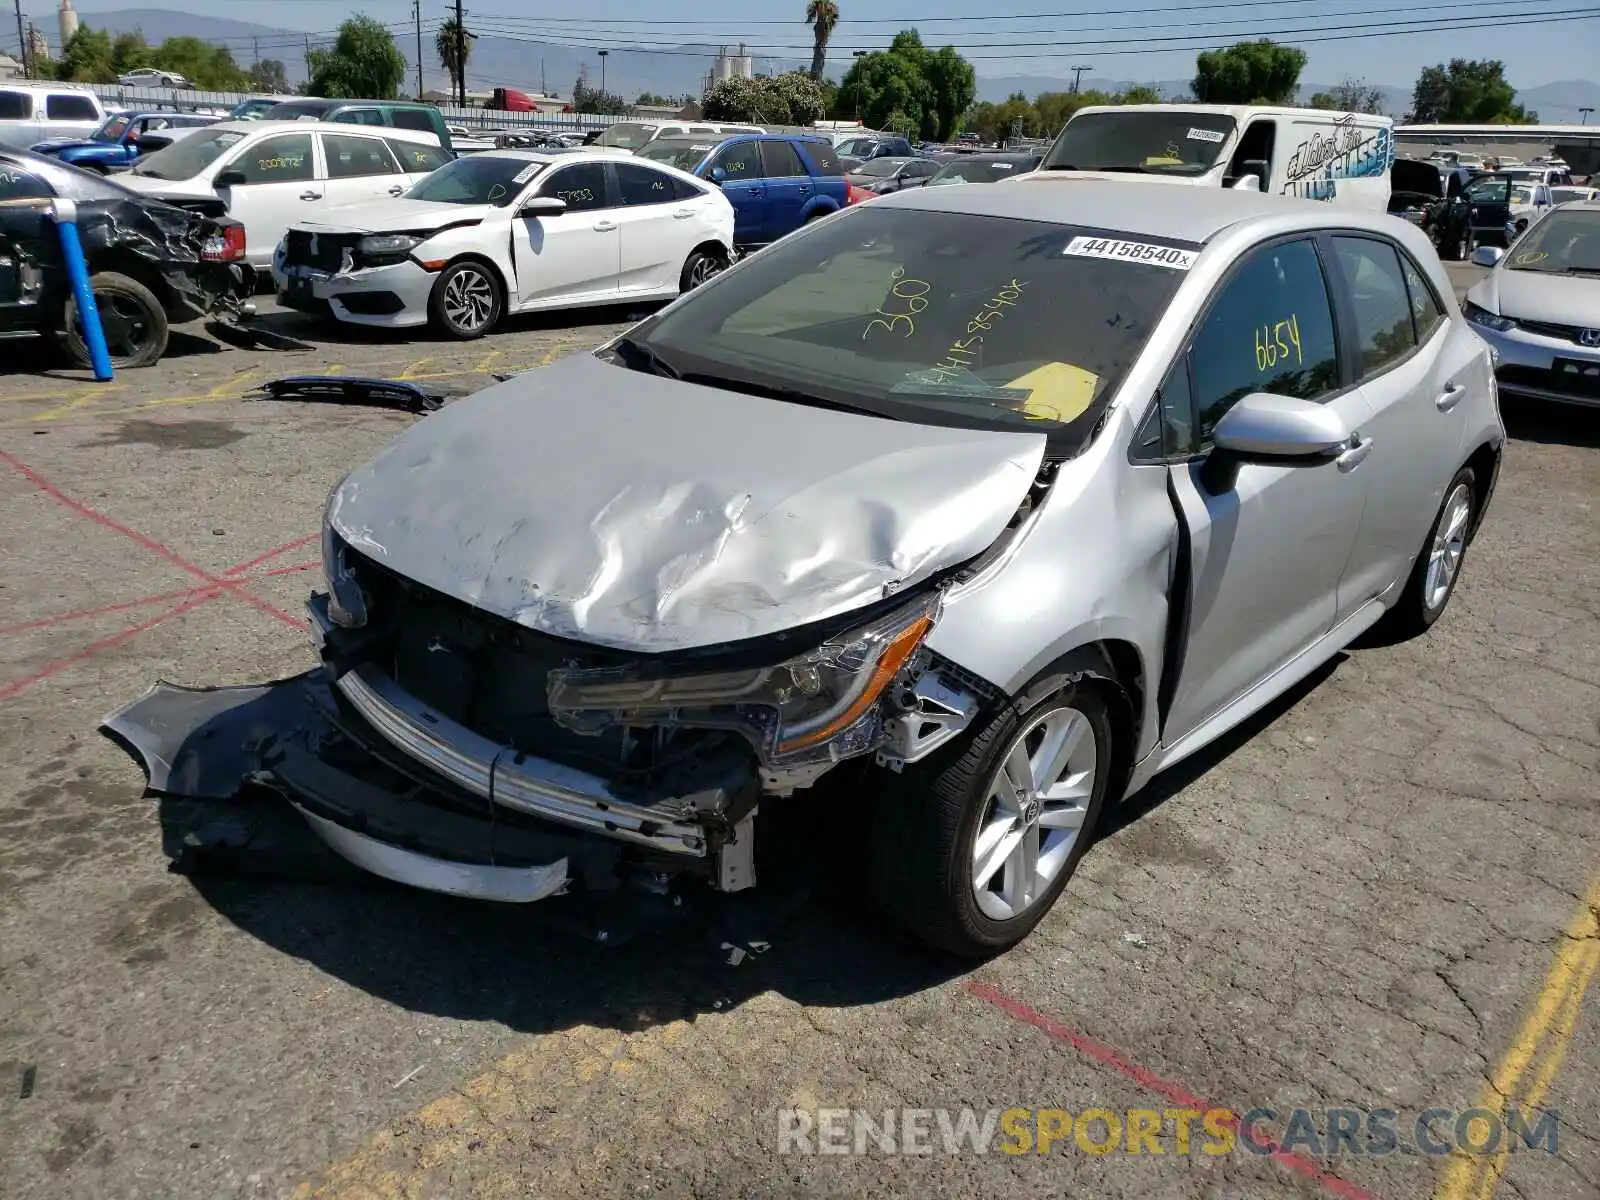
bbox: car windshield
[130,128,244,179]
[594,122,659,150]
[618,206,1189,455]
[406,155,545,205]
[94,115,130,143]
[637,140,713,171]
[1505,210,1600,274]
[855,158,906,178]
[229,99,281,120]
[1041,111,1235,176]
[928,158,1034,185]
[1551,188,1590,204]
[264,102,329,120]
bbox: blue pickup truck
[31,111,215,173]
[636,133,852,250]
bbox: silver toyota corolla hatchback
[109,180,1505,958]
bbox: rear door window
[615,162,676,206]
[46,93,99,121]
[759,140,807,178]
[1330,236,1418,378]
[322,133,401,179]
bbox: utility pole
[1581,106,1594,125]
[1069,64,1093,93]
[598,49,608,97]
[412,0,423,100]
[13,0,28,79]
[303,35,312,84]
[454,0,465,108]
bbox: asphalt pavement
[0,265,1597,1200]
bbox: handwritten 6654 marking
[863,269,932,340]
[1255,314,1303,372]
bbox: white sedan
[269,149,735,338]
[117,67,189,88]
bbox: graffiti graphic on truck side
[1281,115,1394,201]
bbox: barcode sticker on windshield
[1187,127,1225,143]
[512,164,541,183]
[1063,236,1197,270]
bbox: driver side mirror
[1472,245,1504,267]
[214,169,247,188]
[1201,392,1350,491]
[709,166,727,185]
[518,195,567,217]
[1240,159,1269,192]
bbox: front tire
[1377,466,1477,639]
[867,682,1117,959]
[61,271,168,369]
[427,259,503,340]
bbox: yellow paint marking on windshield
[1005,362,1099,423]
[1513,250,1547,265]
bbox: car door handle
[1435,382,1465,411]
[388,185,404,195]
[672,208,694,219]
[1336,435,1374,471]
[300,190,322,200]
[592,220,617,232]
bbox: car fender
[927,410,1174,765]
[418,217,515,295]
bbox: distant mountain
[41,10,1600,121]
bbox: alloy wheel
[971,703,1098,922]
[1424,481,1473,611]
[687,255,721,288]
[92,292,160,363]
[442,266,495,332]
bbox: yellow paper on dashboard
[1004,362,1099,423]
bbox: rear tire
[61,271,168,369]
[1376,466,1477,639]
[427,259,503,340]
[679,247,726,292]
[866,681,1117,959]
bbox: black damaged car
[0,149,250,369]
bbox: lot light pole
[598,49,608,97]
[1581,107,1594,125]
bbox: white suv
[0,85,104,150]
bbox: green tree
[703,72,825,125]
[1192,39,1307,104]
[249,59,289,93]
[307,15,407,100]
[805,0,838,83]
[924,45,976,141]
[1116,84,1163,105]
[573,78,631,116]
[635,92,670,106]
[148,37,249,90]
[53,25,115,82]
[833,30,971,140]
[1308,76,1386,114]
[1408,60,1534,124]
[110,32,149,76]
[435,16,470,103]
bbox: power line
[464,7,1600,59]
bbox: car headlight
[1464,301,1515,332]
[321,488,368,628]
[356,233,424,266]
[547,593,941,768]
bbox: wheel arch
[85,249,177,312]
[442,251,510,300]
[1462,438,1502,542]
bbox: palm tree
[436,16,470,104]
[805,0,838,82]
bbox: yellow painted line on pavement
[1434,875,1600,1200]
[395,356,434,380]
[291,1019,697,1199]
[32,385,125,421]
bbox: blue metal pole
[49,199,114,382]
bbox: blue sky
[41,0,1600,88]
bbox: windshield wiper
[610,336,681,379]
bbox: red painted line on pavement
[0,451,302,630]
[0,593,220,702]
[0,584,213,637]
[223,532,320,578]
[963,981,1375,1200]
[260,560,320,578]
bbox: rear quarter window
[391,109,438,135]
[389,139,450,172]
[0,91,31,120]
[799,140,843,176]
[46,94,99,121]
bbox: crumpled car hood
[328,353,1048,653]
[1469,269,1600,327]
[296,198,493,236]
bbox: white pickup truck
[0,84,106,151]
